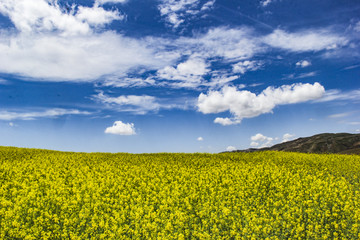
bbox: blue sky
[0,0,359,153]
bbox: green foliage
[0,147,359,239]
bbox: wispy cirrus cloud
[92,91,194,114]
[0,108,90,121]
[158,0,215,28]
[316,89,360,102]
[92,92,160,114]
[282,71,318,80]
[328,112,354,119]
[96,0,128,5]
[263,29,347,52]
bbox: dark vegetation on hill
[233,133,360,154]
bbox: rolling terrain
[235,133,360,154]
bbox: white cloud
[101,76,156,88]
[0,0,89,35]
[296,60,311,68]
[201,0,215,11]
[328,112,353,118]
[157,56,209,83]
[251,133,268,142]
[263,29,347,52]
[206,74,239,88]
[96,0,128,5]
[250,133,273,148]
[282,71,318,80]
[344,64,360,70]
[92,92,160,114]
[226,146,236,151]
[182,27,262,60]
[0,0,173,81]
[197,137,203,141]
[214,117,241,126]
[316,89,360,102]
[158,0,214,28]
[261,0,273,7]
[0,78,8,84]
[232,60,262,74]
[105,121,136,135]
[354,21,360,32]
[76,5,124,26]
[0,2,352,89]
[9,122,15,127]
[282,133,295,142]
[92,91,191,113]
[198,82,325,125]
[0,108,90,121]
[0,32,171,81]
[0,0,124,35]
[296,71,317,79]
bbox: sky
[0,0,359,153]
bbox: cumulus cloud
[282,133,295,142]
[92,92,160,114]
[105,121,136,135]
[197,137,204,141]
[0,108,90,121]
[226,146,236,151]
[198,82,325,125]
[263,29,347,52]
[250,133,273,148]
[296,60,311,68]
[214,117,241,126]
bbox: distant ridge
[232,133,360,154]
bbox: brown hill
[235,133,360,154]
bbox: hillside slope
[236,133,360,154]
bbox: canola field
[0,147,359,239]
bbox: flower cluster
[0,147,359,239]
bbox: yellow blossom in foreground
[0,147,359,239]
